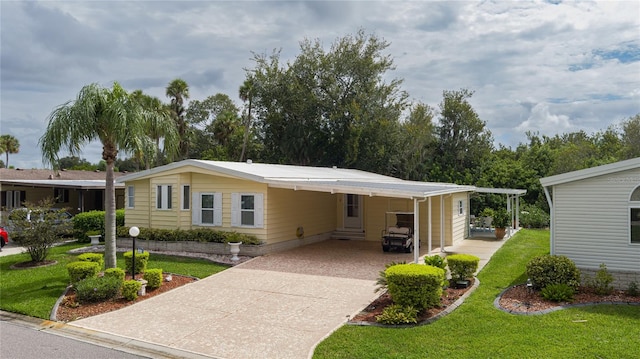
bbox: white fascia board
[540,157,640,187]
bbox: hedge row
[116,226,261,245]
[72,210,125,242]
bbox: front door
[343,194,363,230]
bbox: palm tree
[39,82,177,268]
[0,134,20,168]
[238,78,256,162]
[131,90,177,168]
[166,79,190,160]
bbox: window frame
[458,200,464,216]
[192,192,222,226]
[126,185,135,208]
[629,186,640,245]
[54,188,69,203]
[156,184,173,210]
[231,193,263,228]
[181,185,190,210]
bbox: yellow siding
[266,188,336,243]
[450,192,467,245]
[124,180,151,228]
[191,173,269,241]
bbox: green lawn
[313,229,640,359]
[0,243,228,319]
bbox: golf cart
[381,212,414,253]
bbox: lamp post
[129,226,140,280]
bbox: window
[181,185,190,210]
[192,192,222,226]
[231,193,263,228]
[2,190,24,209]
[630,186,640,244]
[127,186,135,208]
[54,188,69,203]
[156,185,172,210]
[458,200,464,215]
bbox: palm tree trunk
[104,160,117,268]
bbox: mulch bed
[56,274,196,322]
[349,279,474,324]
[498,284,640,313]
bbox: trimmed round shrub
[123,251,150,275]
[541,283,574,302]
[104,267,126,284]
[77,253,104,269]
[143,268,163,289]
[75,276,121,303]
[376,304,419,325]
[447,254,480,281]
[67,261,100,284]
[526,255,581,290]
[386,263,445,311]
[122,280,142,301]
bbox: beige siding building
[119,160,514,259]
[541,157,640,288]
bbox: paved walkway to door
[69,237,509,359]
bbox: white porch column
[515,195,520,229]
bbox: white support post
[413,198,419,264]
[440,195,445,253]
[428,196,432,254]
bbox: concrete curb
[493,285,640,315]
[346,277,481,328]
[1,310,216,359]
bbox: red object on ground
[0,226,8,247]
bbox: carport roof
[1,179,124,190]
[118,159,475,199]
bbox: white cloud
[1,0,639,168]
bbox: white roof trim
[475,187,526,195]
[1,179,123,189]
[540,157,640,187]
[117,160,477,199]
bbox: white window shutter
[214,193,223,226]
[254,193,264,228]
[231,193,240,227]
[192,192,200,224]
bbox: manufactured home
[541,157,640,288]
[117,160,505,259]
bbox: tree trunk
[104,159,117,268]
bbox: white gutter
[543,185,554,255]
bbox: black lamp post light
[129,226,140,279]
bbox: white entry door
[343,194,363,230]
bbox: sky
[1,0,639,170]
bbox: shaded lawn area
[0,242,228,319]
[313,229,640,359]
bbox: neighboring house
[540,157,640,288]
[0,168,125,218]
[118,159,523,258]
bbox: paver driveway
[71,240,421,359]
